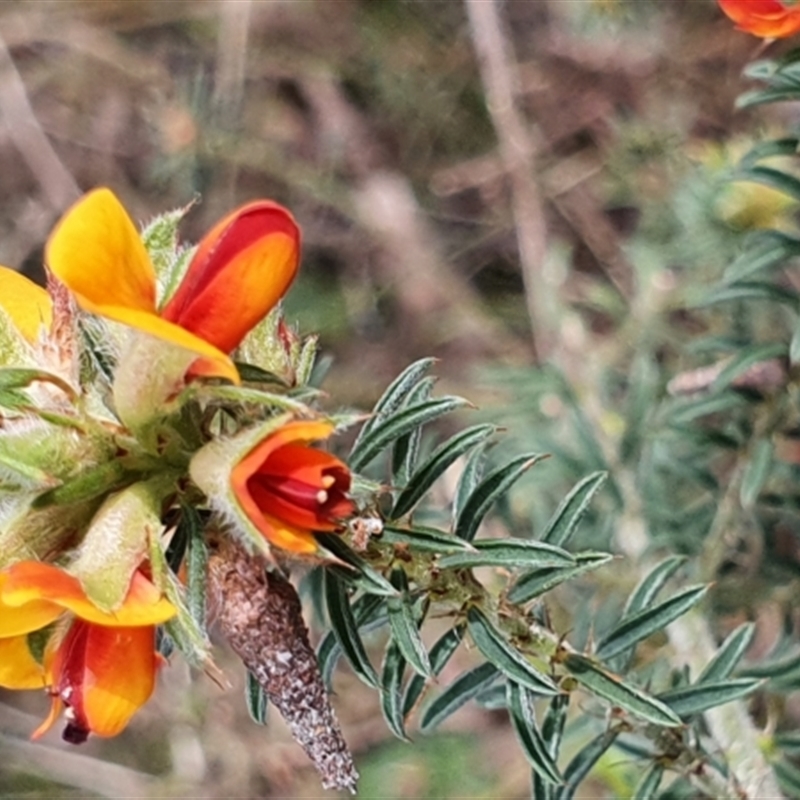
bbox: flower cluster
[0,189,356,745]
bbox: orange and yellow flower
[231,420,355,553]
[191,418,355,555]
[718,0,800,38]
[0,560,175,741]
[45,188,300,384]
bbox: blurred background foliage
[4,0,800,797]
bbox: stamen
[321,475,336,489]
[316,489,329,505]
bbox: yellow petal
[0,572,63,637]
[46,188,157,317]
[0,635,47,689]
[0,266,52,342]
[1,562,176,627]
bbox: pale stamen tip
[316,489,329,505]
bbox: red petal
[162,201,300,353]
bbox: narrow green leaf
[735,164,800,203]
[700,280,800,310]
[438,538,574,571]
[245,671,269,725]
[555,729,619,800]
[317,593,387,688]
[507,552,614,605]
[316,532,398,597]
[387,572,432,678]
[596,584,708,661]
[666,392,749,425]
[657,678,761,719]
[452,444,487,528]
[380,524,475,554]
[391,376,435,488]
[773,730,800,755]
[455,453,548,542]
[698,623,756,684]
[738,648,800,688]
[467,607,558,695]
[350,358,436,457]
[419,661,499,732]
[391,424,497,519]
[184,507,208,628]
[506,681,563,785]
[563,654,681,726]
[402,625,465,717]
[380,641,410,741]
[631,762,663,800]
[349,396,469,472]
[774,757,800,797]
[741,438,774,509]
[541,472,608,547]
[738,137,800,167]
[622,555,687,618]
[724,230,800,284]
[323,571,379,688]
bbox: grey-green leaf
[698,622,756,684]
[740,438,774,509]
[391,424,497,519]
[402,625,465,717]
[323,571,379,688]
[380,641,410,741]
[563,654,681,726]
[541,471,608,547]
[507,552,614,605]
[438,538,574,571]
[506,681,563,785]
[349,396,469,472]
[622,555,687,618]
[631,763,663,800]
[316,532,398,596]
[555,729,619,800]
[657,678,761,719]
[380,524,475,554]
[388,594,432,678]
[467,607,558,695]
[595,584,708,661]
[245,670,269,725]
[350,358,436,457]
[455,453,548,542]
[419,661,499,732]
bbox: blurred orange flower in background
[718,0,800,38]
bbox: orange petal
[1,562,176,626]
[0,635,47,689]
[77,624,158,738]
[252,510,320,554]
[51,621,158,739]
[162,201,300,354]
[0,266,53,342]
[46,188,157,318]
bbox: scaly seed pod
[206,535,358,793]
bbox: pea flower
[45,188,300,431]
[191,418,355,555]
[0,265,52,345]
[718,0,800,38]
[0,561,175,741]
